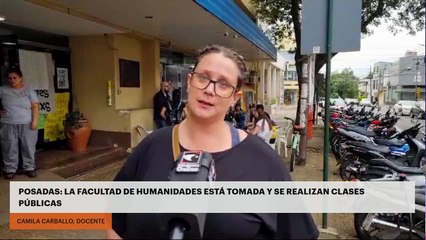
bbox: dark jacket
[153,91,170,120]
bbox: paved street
[395,115,425,138]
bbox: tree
[319,68,359,98]
[251,0,425,122]
[332,69,359,98]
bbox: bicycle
[283,117,304,172]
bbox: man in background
[153,80,170,129]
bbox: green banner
[38,114,47,129]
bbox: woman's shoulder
[116,127,174,181]
[137,126,173,145]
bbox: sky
[326,23,425,78]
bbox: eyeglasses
[190,72,237,98]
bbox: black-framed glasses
[190,72,237,98]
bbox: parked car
[359,98,372,106]
[330,98,346,109]
[393,100,416,116]
[410,100,425,119]
[318,98,346,117]
[344,98,358,105]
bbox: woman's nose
[204,81,215,96]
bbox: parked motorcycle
[339,123,425,181]
[354,173,425,240]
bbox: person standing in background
[1,66,39,180]
[161,88,186,126]
[233,103,245,129]
[153,80,170,129]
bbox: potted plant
[63,110,91,152]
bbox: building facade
[282,51,298,105]
[382,52,425,103]
[371,62,392,105]
[0,0,278,148]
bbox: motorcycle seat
[369,158,424,174]
[343,119,357,125]
[349,141,391,154]
[347,126,377,137]
[375,139,406,147]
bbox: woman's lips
[198,100,214,107]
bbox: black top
[112,127,319,239]
[153,91,170,120]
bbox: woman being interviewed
[107,45,318,239]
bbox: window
[119,59,140,88]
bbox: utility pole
[414,60,420,101]
[298,59,309,166]
[369,66,373,103]
[322,0,333,229]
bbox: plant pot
[65,119,92,152]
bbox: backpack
[167,100,183,125]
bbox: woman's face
[187,53,241,122]
[7,73,23,88]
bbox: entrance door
[0,35,19,86]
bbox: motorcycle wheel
[331,135,340,158]
[337,141,347,160]
[354,213,370,240]
[339,155,360,181]
[355,213,423,240]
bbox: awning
[195,0,277,61]
[1,0,276,61]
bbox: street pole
[322,0,333,229]
[369,66,373,103]
[299,60,309,166]
[415,61,419,101]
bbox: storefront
[0,0,277,149]
[0,23,72,148]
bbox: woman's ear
[233,90,242,104]
[186,73,191,93]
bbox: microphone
[158,151,215,240]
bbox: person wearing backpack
[161,88,185,126]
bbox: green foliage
[331,69,359,99]
[251,0,424,122]
[251,0,425,47]
[357,95,367,102]
[318,68,359,99]
[270,98,277,105]
[64,111,85,129]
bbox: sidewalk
[288,124,357,239]
[0,147,119,239]
[272,106,356,239]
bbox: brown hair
[193,45,247,90]
[256,104,273,130]
[6,66,23,78]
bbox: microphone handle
[169,221,187,240]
